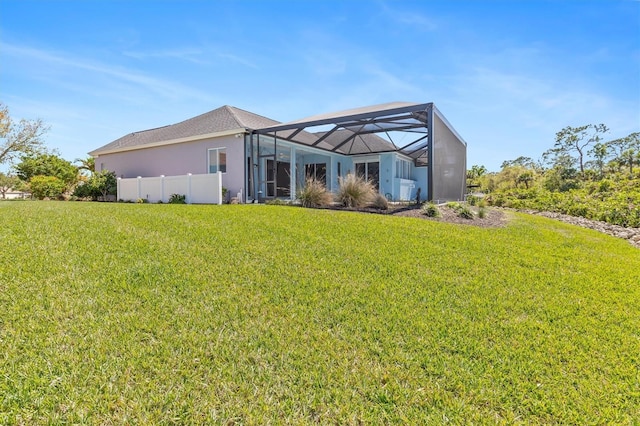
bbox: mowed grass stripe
[0,202,638,424]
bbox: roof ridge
[115,106,237,138]
[221,105,245,129]
[225,105,281,129]
[91,104,283,156]
[130,124,172,135]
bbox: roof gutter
[89,128,248,157]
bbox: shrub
[597,179,613,193]
[478,207,487,218]
[168,194,186,204]
[73,170,117,201]
[265,198,290,206]
[29,175,67,200]
[136,198,148,204]
[72,182,93,199]
[15,153,78,186]
[445,201,459,209]
[421,202,440,217]
[371,193,388,210]
[91,170,117,200]
[447,202,474,219]
[336,174,376,208]
[456,204,475,219]
[487,194,504,207]
[297,178,332,208]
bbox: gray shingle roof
[314,130,397,154]
[90,105,279,155]
[90,102,438,157]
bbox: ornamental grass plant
[336,173,376,208]
[370,193,389,210]
[296,178,333,208]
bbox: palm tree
[75,156,95,175]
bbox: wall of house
[413,167,428,202]
[349,153,413,199]
[95,135,246,200]
[4,191,30,200]
[379,153,394,198]
[249,135,359,199]
[246,134,439,203]
[330,156,353,191]
[297,152,332,189]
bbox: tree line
[468,125,640,228]
[3,100,638,227]
[0,102,116,200]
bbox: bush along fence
[117,173,222,204]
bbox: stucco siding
[413,167,428,201]
[379,153,394,198]
[95,135,246,199]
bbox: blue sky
[1,0,638,172]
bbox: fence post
[160,175,165,203]
[137,176,142,200]
[187,173,192,204]
[217,171,222,205]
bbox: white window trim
[354,159,380,184]
[395,158,411,179]
[352,155,380,164]
[208,147,227,174]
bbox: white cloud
[123,47,208,64]
[376,0,438,31]
[122,47,260,69]
[216,52,259,69]
[438,63,639,169]
[1,42,215,103]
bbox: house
[89,102,467,203]
[1,189,31,200]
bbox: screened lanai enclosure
[244,102,467,203]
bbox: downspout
[244,131,249,203]
[257,132,264,202]
[251,131,258,202]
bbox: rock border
[520,210,640,249]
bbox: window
[395,158,411,179]
[208,148,227,173]
[305,163,326,185]
[355,161,379,190]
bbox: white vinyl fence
[117,173,222,204]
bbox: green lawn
[1,202,639,424]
